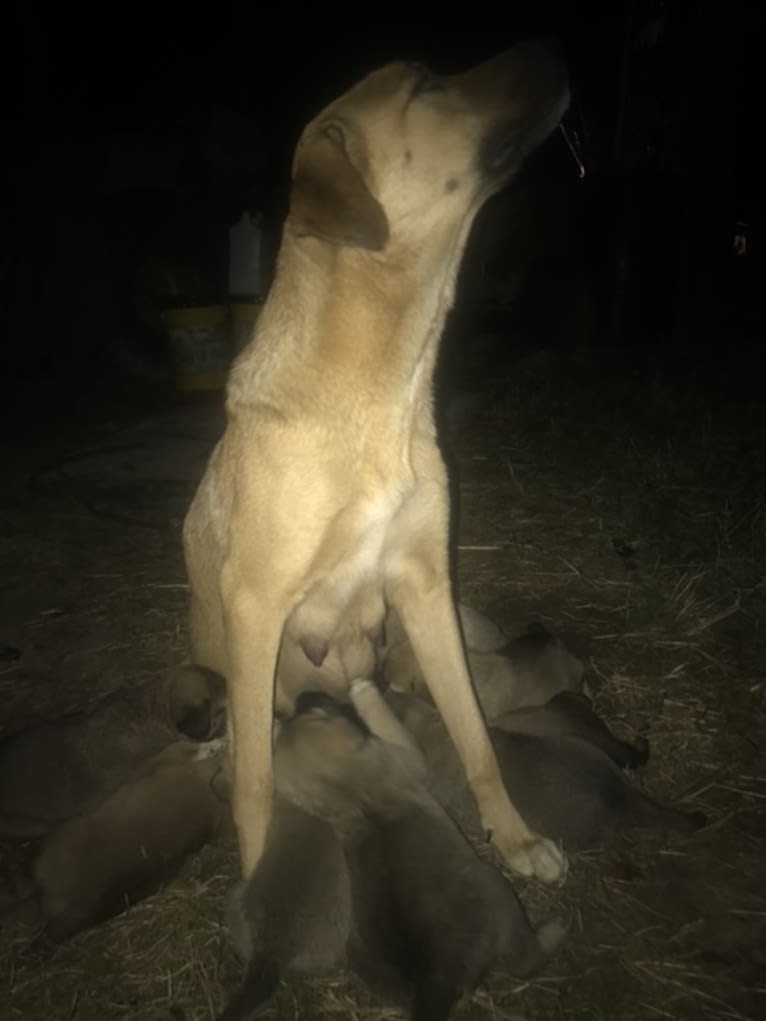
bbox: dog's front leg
[388,558,566,884]
[222,580,283,878]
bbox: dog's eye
[411,65,445,98]
[323,123,346,147]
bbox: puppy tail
[623,789,708,835]
[218,958,280,1021]
[535,915,568,959]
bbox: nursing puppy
[0,665,225,838]
[390,690,706,851]
[221,680,564,1021]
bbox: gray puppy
[221,680,564,1021]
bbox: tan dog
[183,44,570,881]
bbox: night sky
[8,0,759,195]
[11,3,631,161]
[3,1,761,391]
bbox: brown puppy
[389,690,706,850]
[221,798,351,1020]
[32,739,228,941]
[220,681,564,1021]
[0,665,225,838]
[383,619,586,719]
[183,43,571,882]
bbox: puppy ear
[290,122,389,251]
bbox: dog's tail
[218,958,280,1021]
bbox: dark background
[2,0,761,398]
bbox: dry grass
[1,346,765,1019]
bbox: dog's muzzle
[473,42,571,180]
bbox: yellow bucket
[163,305,231,392]
[230,301,263,353]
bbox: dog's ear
[290,122,389,251]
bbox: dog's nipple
[300,634,329,667]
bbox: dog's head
[288,42,570,252]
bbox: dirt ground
[1,343,764,1020]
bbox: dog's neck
[228,219,475,426]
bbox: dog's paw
[496,835,567,884]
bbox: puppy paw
[194,737,227,761]
[349,677,379,702]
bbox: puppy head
[274,691,370,811]
[293,690,371,735]
[166,665,227,740]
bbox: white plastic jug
[228,211,264,300]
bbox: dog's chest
[344,468,441,577]
[290,470,441,653]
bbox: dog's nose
[519,37,564,61]
[471,42,570,179]
[457,40,569,110]
[502,38,569,97]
